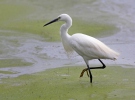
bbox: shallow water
[0,0,135,78]
[0,30,71,78]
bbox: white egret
[44,14,119,83]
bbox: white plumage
[44,14,119,83]
[70,33,119,60]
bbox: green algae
[0,3,32,24]
[0,59,33,68]
[0,1,119,41]
[0,70,15,74]
[0,66,135,100]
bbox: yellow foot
[80,68,89,77]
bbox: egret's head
[58,14,71,22]
[43,14,72,27]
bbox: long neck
[60,19,73,53]
[60,19,72,36]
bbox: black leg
[86,64,93,83]
[90,59,106,69]
[80,59,106,78]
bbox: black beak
[43,17,60,27]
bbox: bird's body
[44,14,119,83]
[69,33,118,60]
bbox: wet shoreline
[0,0,135,78]
[0,29,135,79]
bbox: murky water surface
[0,0,135,78]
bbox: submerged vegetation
[0,66,135,100]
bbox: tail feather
[112,51,119,60]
